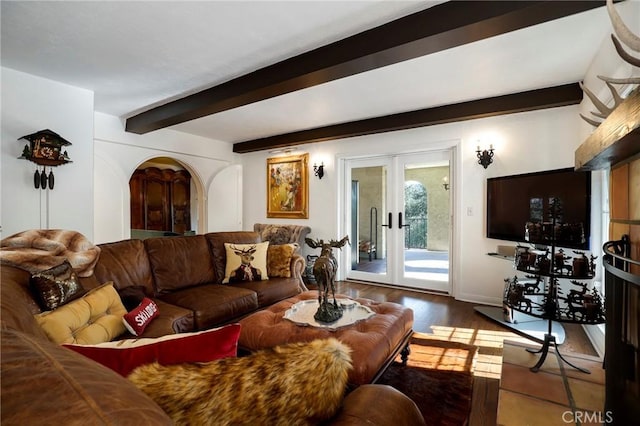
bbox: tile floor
[497,340,606,426]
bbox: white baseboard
[582,323,605,358]
[454,292,502,306]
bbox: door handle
[381,212,393,229]
[399,212,410,228]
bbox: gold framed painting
[267,153,309,219]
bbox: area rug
[377,333,478,426]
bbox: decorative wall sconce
[476,144,494,169]
[442,176,450,191]
[18,129,72,190]
[313,162,325,179]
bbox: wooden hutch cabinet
[129,167,191,234]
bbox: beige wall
[405,166,450,251]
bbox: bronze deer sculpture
[305,236,350,323]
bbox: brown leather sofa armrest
[290,253,307,292]
[329,384,426,426]
[1,328,172,425]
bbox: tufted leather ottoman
[238,291,414,386]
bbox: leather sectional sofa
[91,232,309,336]
[1,231,425,425]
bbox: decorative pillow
[128,338,352,425]
[259,225,292,246]
[223,242,269,283]
[118,285,148,311]
[64,324,241,377]
[267,243,298,278]
[123,298,159,336]
[29,260,85,311]
[35,282,127,345]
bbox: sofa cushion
[160,284,258,330]
[145,235,215,294]
[65,324,241,377]
[228,277,301,307]
[94,239,155,295]
[1,328,172,425]
[267,243,298,278]
[223,242,269,283]
[35,282,127,345]
[118,285,148,311]
[29,260,85,311]
[123,297,160,336]
[205,232,261,284]
[128,338,351,425]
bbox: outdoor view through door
[345,151,451,293]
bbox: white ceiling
[0,1,624,144]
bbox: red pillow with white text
[123,297,159,336]
[63,323,241,377]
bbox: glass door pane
[346,158,393,284]
[398,151,451,292]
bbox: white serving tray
[283,298,375,331]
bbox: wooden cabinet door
[129,170,145,230]
[129,166,191,233]
[170,170,191,234]
[144,168,169,231]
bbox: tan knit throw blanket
[0,229,100,277]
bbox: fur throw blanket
[0,229,100,277]
[128,338,353,426]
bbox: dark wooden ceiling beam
[232,83,583,153]
[125,1,603,134]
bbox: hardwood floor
[333,280,599,425]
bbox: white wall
[241,106,585,304]
[93,112,239,244]
[209,164,243,232]
[1,68,94,239]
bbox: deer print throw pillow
[223,242,269,283]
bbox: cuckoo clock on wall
[18,129,72,190]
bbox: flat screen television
[486,167,591,250]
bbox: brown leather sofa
[1,231,426,425]
[91,232,309,336]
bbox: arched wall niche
[129,156,207,236]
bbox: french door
[344,150,451,293]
